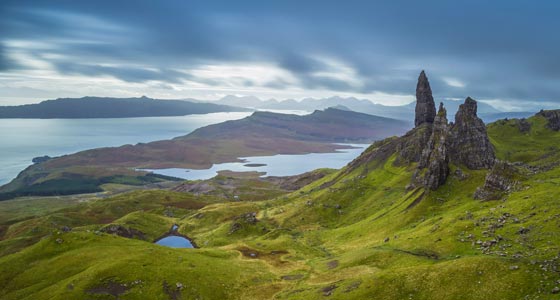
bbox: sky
[0,0,559,111]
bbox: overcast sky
[1,0,559,111]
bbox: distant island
[0,108,409,199]
[0,96,250,118]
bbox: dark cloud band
[0,0,559,108]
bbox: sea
[0,110,369,186]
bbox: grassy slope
[0,114,559,299]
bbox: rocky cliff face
[448,97,496,169]
[414,70,437,127]
[395,124,432,165]
[537,109,560,131]
[419,103,450,190]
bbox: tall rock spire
[414,70,437,127]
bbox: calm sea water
[142,144,368,180]
[0,109,365,186]
[0,112,252,185]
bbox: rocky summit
[537,109,560,131]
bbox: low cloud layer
[1,0,559,110]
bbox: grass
[0,113,559,299]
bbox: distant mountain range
[0,94,534,122]
[214,95,533,123]
[0,96,250,118]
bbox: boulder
[474,161,520,200]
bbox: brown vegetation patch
[326,260,339,269]
[281,274,304,281]
[167,199,207,210]
[86,279,130,299]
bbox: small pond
[155,236,194,248]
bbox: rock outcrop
[537,109,560,131]
[414,70,437,127]
[448,97,495,169]
[517,118,531,133]
[474,161,520,200]
[100,224,146,240]
[419,103,450,190]
[395,124,432,165]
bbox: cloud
[443,78,466,88]
[0,0,559,109]
[0,45,7,70]
[0,43,18,71]
[54,62,188,83]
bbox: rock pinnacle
[414,70,437,127]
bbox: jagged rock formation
[537,109,560,131]
[403,71,496,190]
[350,71,495,191]
[414,70,437,127]
[474,161,520,200]
[448,97,496,169]
[419,103,450,190]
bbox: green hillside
[0,110,559,299]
